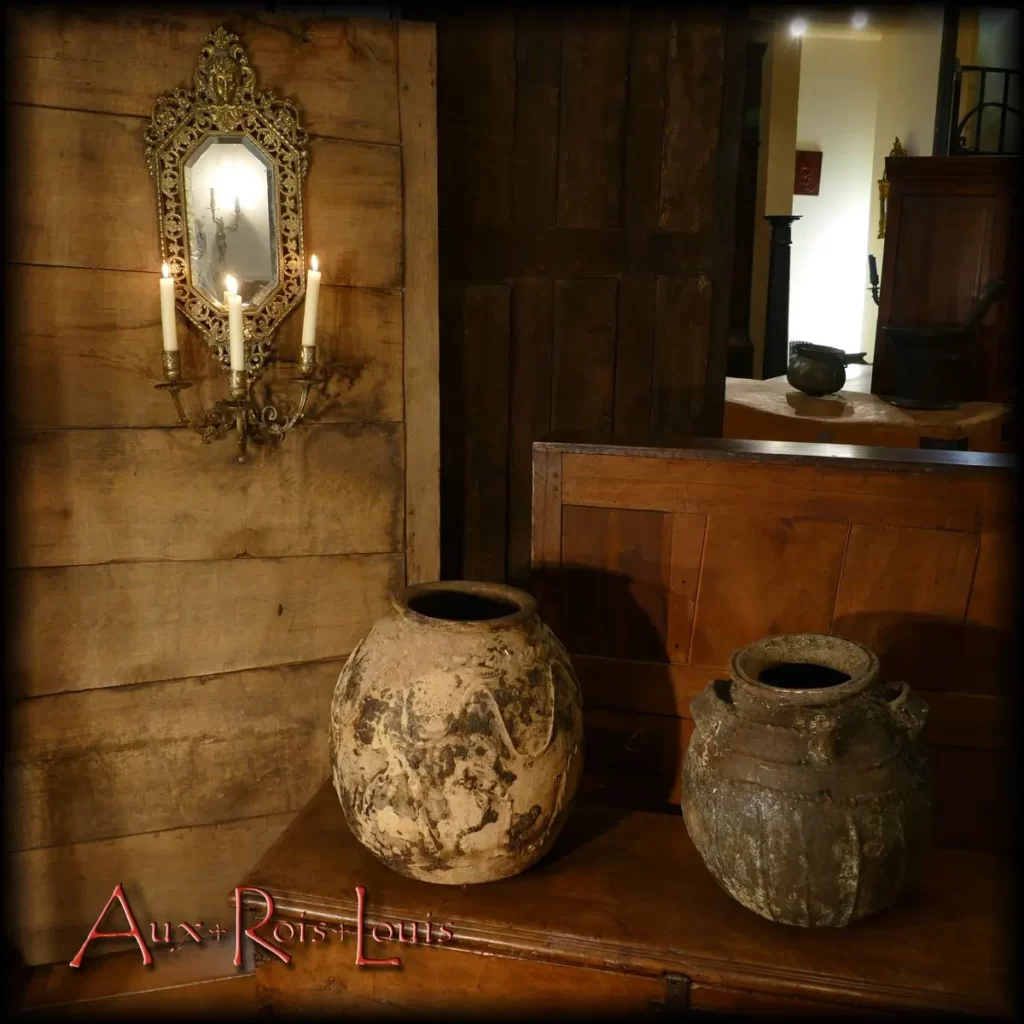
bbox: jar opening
[757,662,852,690]
[406,590,521,622]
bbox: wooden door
[429,11,745,584]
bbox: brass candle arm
[155,345,325,458]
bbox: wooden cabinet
[872,156,1019,403]
[241,783,1012,1017]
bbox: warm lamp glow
[852,11,868,29]
[162,262,171,278]
[225,274,238,296]
[311,254,319,272]
[789,17,808,37]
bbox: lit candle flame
[225,274,238,296]
[311,255,319,272]
[162,262,171,278]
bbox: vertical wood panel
[832,525,982,693]
[552,279,619,433]
[962,531,1014,691]
[530,446,564,637]
[690,516,850,665]
[436,16,515,227]
[659,17,726,232]
[701,12,745,438]
[561,505,673,662]
[512,16,562,226]
[622,13,669,230]
[666,513,708,665]
[612,14,668,438]
[441,13,736,583]
[399,20,441,585]
[556,13,630,229]
[613,274,658,436]
[651,273,713,435]
[446,284,512,581]
[508,279,555,587]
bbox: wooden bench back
[531,437,1014,853]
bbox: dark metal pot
[877,324,977,409]
[786,343,847,396]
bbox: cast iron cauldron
[876,278,1005,409]
[786,343,848,396]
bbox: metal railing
[948,61,1020,155]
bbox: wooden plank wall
[433,12,745,586]
[531,441,1015,855]
[6,9,438,966]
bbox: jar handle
[807,713,838,765]
[885,681,929,742]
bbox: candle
[160,263,178,352]
[300,255,321,349]
[225,274,245,371]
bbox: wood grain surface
[533,438,1015,855]
[12,553,400,699]
[12,812,294,967]
[437,12,744,580]
[243,781,1014,1016]
[12,425,403,567]
[7,8,438,967]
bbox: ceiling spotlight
[789,17,808,38]
[852,11,869,29]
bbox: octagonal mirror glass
[184,135,278,309]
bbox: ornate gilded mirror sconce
[877,136,908,239]
[145,25,324,456]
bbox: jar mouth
[730,633,878,705]
[393,581,537,630]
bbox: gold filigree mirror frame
[144,25,309,378]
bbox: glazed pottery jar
[331,581,584,885]
[786,342,847,396]
[681,634,932,928]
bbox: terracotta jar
[681,634,932,927]
[330,580,584,885]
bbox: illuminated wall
[789,31,881,355]
[860,7,945,357]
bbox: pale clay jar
[330,581,584,885]
[682,633,932,928]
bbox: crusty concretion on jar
[330,580,584,885]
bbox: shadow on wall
[530,565,684,814]
[832,611,1011,700]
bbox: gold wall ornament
[144,25,323,457]
[877,136,908,239]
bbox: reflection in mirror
[184,136,278,308]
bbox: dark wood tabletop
[239,780,1014,1016]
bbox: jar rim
[392,580,538,631]
[791,342,845,358]
[730,633,879,705]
